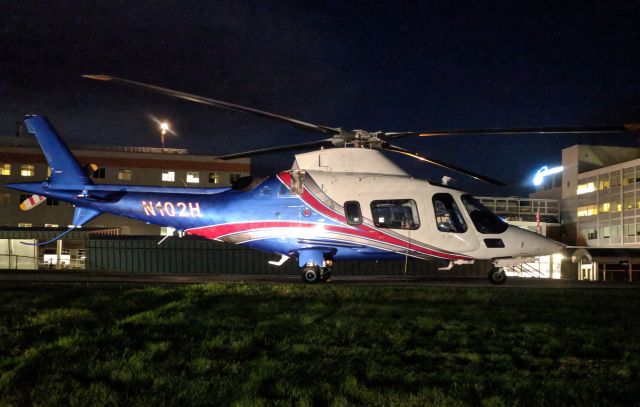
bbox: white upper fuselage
[293,148,563,260]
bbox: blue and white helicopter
[5,75,636,284]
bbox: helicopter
[4,75,638,284]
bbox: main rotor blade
[383,124,640,140]
[82,74,340,136]
[216,139,335,160]
[382,143,506,186]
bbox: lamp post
[160,122,170,148]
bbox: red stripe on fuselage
[276,172,471,260]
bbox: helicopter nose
[534,234,565,255]
[507,225,565,256]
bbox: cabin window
[344,201,363,226]
[162,170,175,182]
[460,194,508,234]
[46,198,59,206]
[118,169,132,181]
[432,193,467,233]
[230,173,242,183]
[1,163,11,176]
[370,199,420,230]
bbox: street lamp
[160,122,170,148]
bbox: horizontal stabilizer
[21,206,103,247]
[23,115,93,189]
[71,206,102,226]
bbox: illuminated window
[577,205,598,217]
[598,179,610,190]
[162,170,175,182]
[44,224,59,228]
[611,200,622,212]
[20,164,35,177]
[576,182,595,194]
[208,172,220,184]
[18,223,32,228]
[0,164,11,176]
[623,171,635,185]
[186,171,199,183]
[599,202,610,213]
[118,169,132,181]
[160,227,175,236]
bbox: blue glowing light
[533,165,563,186]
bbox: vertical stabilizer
[23,115,93,189]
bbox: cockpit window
[461,194,509,234]
[432,193,468,233]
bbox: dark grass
[1,283,639,406]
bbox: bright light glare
[149,115,177,136]
[533,165,563,186]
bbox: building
[0,136,250,234]
[0,136,250,269]
[531,145,640,281]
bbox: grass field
[1,283,639,406]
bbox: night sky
[2,1,640,196]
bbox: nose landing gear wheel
[488,267,507,285]
[302,266,321,284]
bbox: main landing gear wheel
[302,266,321,284]
[488,267,507,285]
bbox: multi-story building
[0,136,250,269]
[531,145,640,281]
